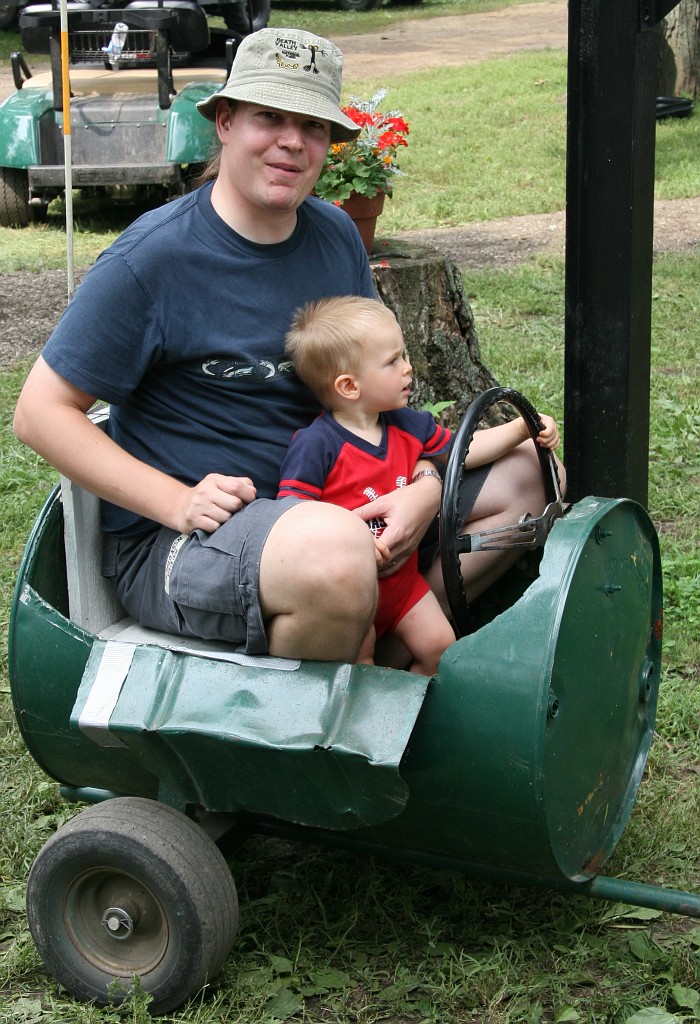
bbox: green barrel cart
[9,389,698,1013]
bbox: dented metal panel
[70,641,429,830]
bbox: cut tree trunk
[658,0,699,97]
[370,239,500,428]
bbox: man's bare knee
[260,502,377,661]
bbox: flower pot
[340,191,386,255]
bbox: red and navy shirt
[277,408,452,531]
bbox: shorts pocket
[166,530,243,616]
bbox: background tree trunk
[658,0,699,98]
[370,240,500,428]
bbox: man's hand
[354,474,441,578]
[175,474,256,533]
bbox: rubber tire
[221,0,270,33]
[26,797,239,1015]
[335,0,381,10]
[0,166,44,228]
[0,2,19,30]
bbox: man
[13,28,553,663]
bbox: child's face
[355,318,413,413]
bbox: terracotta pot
[340,191,386,255]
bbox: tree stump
[369,239,500,428]
[658,0,699,98]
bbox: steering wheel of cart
[439,387,565,638]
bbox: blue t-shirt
[42,184,375,536]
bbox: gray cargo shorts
[102,496,301,655]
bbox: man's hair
[195,100,236,187]
[285,296,398,405]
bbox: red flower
[385,116,410,135]
[343,107,375,128]
[378,130,409,151]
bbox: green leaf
[264,987,304,1021]
[629,931,664,961]
[602,902,664,923]
[618,907,665,921]
[671,984,700,1012]
[0,885,26,913]
[624,1010,681,1024]
[269,954,294,975]
[309,967,351,990]
[554,1008,580,1022]
[13,998,47,1023]
[420,400,455,421]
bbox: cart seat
[61,470,300,667]
[20,0,210,59]
[19,65,225,96]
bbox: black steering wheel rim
[439,387,560,638]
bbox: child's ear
[334,374,360,401]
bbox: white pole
[59,0,75,299]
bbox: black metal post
[564,0,662,506]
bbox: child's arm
[433,414,560,471]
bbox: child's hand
[374,536,391,568]
[535,414,560,451]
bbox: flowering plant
[314,89,409,204]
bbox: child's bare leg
[356,624,377,666]
[391,592,456,676]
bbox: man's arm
[13,356,256,534]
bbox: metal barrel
[371,495,662,883]
[10,491,662,888]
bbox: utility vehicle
[0,0,269,225]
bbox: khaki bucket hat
[196,28,361,143]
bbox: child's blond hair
[286,296,399,406]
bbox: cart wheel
[0,167,46,228]
[0,1,19,30]
[222,0,270,33]
[439,387,561,637]
[26,797,239,1015]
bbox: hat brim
[196,82,360,144]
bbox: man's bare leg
[259,501,378,661]
[426,442,566,613]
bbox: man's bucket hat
[196,28,361,143]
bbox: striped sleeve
[277,419,333,501]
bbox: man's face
[216,101,332,215]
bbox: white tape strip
[78,642,136,747]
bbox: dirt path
[395,195,700,270]
[1,0,698,367]
[335,1,568,79]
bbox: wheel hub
[101,904,137,940]
[65,867,169,973]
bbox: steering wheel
[439,387,564,637]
